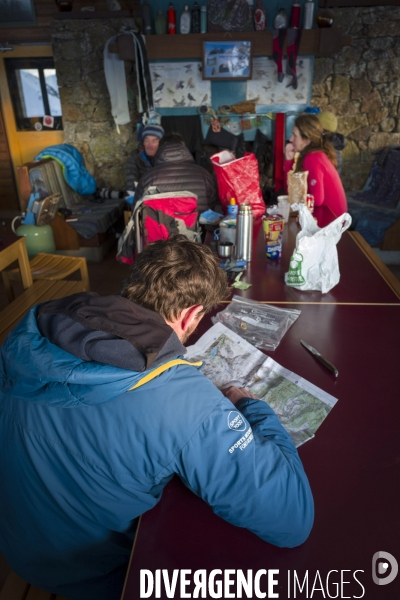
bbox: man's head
[141,124,164,157]
[121,235,229,342]
[159,132,185,146]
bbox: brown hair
[121,235,229,321]
[294,114,338,171]
[160,132,185,146]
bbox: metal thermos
[236,204,253,261]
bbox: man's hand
[285,142,295,161]
[222,385,258,406]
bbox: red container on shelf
[290,0,301,28]
[167,3,176,34]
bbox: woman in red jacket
[284,114,348,217]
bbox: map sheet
[186,323,337,447]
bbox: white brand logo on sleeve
[227,411,247,432]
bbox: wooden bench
[0,570,70,600]
[0,238,87,346]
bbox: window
[4,57,63,132]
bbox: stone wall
[52,6,400,193]
[312,5,400,191]
[51,18,139,190]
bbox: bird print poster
[149,61,211,108]
[246,57,312,106]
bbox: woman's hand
[285,142,295,161]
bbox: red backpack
[117,188,201,264]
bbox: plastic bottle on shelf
[155,9,167,34]
[254,0,267,31]
[191,2,201,33]
[141,0,152,35]
[274,8,287,29]
[227,197,239,217]
[180,4,191,34]
[290,0,301,28]
[167,3,176,34]
[303,0,314,29]
[200,6,207,33]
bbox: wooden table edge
[347,231,400,300]
[120,516,142,600]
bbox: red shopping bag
[211,150,266,217]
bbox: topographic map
[186,323,337,447]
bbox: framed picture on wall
[0,0,37,28]
[202,41,252,81]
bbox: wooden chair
[2,251,90,302]
[0,238,88,346]
[0,569,70,600]
[0,237,33,294]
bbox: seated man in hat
[126,123,164,193]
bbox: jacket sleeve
[303,154,325,206]
[134,172,149,203]
[126,151,140,192]
[172,390,314,548]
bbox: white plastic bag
[285,203,352,293]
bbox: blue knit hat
[140,124,164,141]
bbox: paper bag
[287,170,308,205]
[285,203,352,293]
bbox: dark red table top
[122,303,400,600]
[229,207,400,305]
[122,208,400,599]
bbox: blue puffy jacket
[35,144,97,195]
[0,294,313,600]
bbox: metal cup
[217,241,234,259]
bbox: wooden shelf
[53,10,134,19]
[143,29,350,60]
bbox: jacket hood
[154,143,194,166]
[329,133,346,151]
[0,293,186,407]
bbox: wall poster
[246,57,312,107]
[149,61,211,109]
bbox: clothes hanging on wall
[104,36,131,131]
[104,29,155,133]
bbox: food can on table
[262,214,284,259]
[306,194,315,213]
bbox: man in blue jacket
[0,235,314,600]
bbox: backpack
[354,145,400,209]
[117,188,201,263]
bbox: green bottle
[155,9,167,34]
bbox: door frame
[0,44,64,208]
